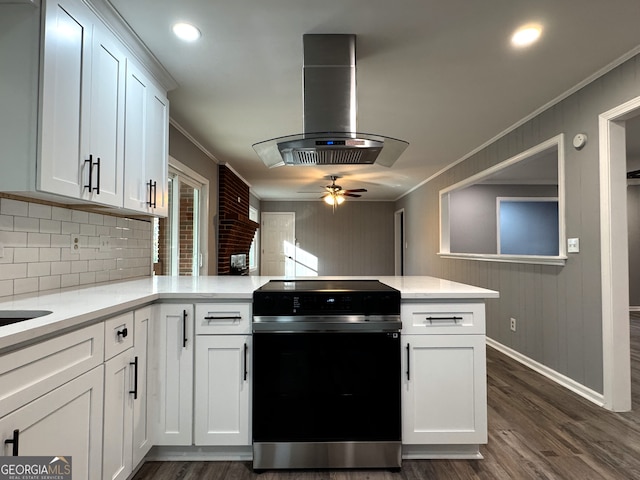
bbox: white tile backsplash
[0,197,152,297]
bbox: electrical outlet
[99,235,111,252]
[510,317,517,332]
[70,236,80,251]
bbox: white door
[132,307,152,466]
[151,304,193,445]
[0,366,104,480]
[402,334,487,444]
[261,212,295,276]
[194,335,251,446]
[39,0,92,198]
[84,24,125,207]
[103,350,134,480]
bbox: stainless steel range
[252,279,402,471]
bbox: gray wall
[450,184,558,254]
[260,201,395,276]
[169,125,219,274]
[396,53,640,394]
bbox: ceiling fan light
[336,195,345,205]
[324,195,336,205]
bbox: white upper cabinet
[40,0,125,207]
[0,0,169,214]
[123,61,169,216]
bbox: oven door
[252,331,401,443]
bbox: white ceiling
[108,0,640,201]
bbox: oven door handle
[406,343,410,381]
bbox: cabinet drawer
[401,302,485,335]
[195,303,251,334]
[0,323,104,418]
[104,312,134,360]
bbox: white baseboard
[486,337,605,408]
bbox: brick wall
[179,183,194,275]
[218,165,259,274]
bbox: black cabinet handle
[152,180,157,208]
[243,343,248,381]
[406,343,410,381]
[204,316,242,321]
[95,156,101,194]
[182,310,188,348]
[84,155,94,192]
[425,316,463,324]
[84,155,100,194]
[4,429,19,456]
[129,356,139,400]
[116,327,128,339]
[146,179,157,208]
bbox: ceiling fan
[321,175,367,209]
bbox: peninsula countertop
[0,275,498,351]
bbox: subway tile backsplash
[0,197,152,298]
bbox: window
[439,134,566,265]
[154,158,209,275]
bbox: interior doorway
[598,97,640,411]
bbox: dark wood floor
[133,316,640,479]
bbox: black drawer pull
[116,327,128,339]
[406,343,410,381]
[4,429,19,456]
[204,315,242,321]
[425,316,462,324]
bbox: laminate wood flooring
[132,316,640,479]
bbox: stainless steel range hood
[253,34,408,168]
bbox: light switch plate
[568,237,580,253]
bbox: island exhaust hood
[253,34,409,168]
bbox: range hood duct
[253,34,408,168]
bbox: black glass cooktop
[255,279,397,293]
[253,279,400,317]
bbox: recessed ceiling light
[511,24,542,48]
[172,22,201,42]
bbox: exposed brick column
[218,165,259,274]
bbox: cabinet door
[402,334,487,445]
[151,304,193,445]
[146,83,169,217]
[0,366,104,480]
[194,335,251,446]
[132,307,152,466]
[103,350,134,480]
[123,61,168,216]
[84,23,126,207]
[39,0,92,198]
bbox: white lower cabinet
[103,348,135,480]
[102,307,152,480]
[194,335,251,446]
[0,366,104,480]
[402,334,487,445]
[152,304,194,445]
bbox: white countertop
[0,275,498,352]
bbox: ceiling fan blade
[344,188,367,193]
[343,193,362,198]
